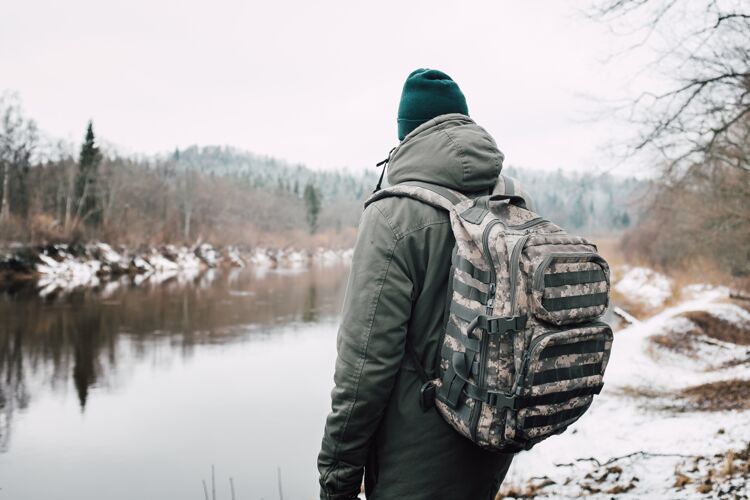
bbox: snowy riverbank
[500,269,750,499]
[0,243,353,295]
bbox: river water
[0,264,624,500]
[0,265,350,500]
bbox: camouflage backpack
[366,178,613,452]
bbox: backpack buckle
[419,380,436,412]
[486,391,520,410]
[478,314,528,336]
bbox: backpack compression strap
[364,181,467,212]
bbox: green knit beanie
[397,68,469,140]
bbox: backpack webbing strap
[539,338,606,359]
[452,253,492,283]
[449,300,481,324]
[453,279,490,303]
[445,320,480,351]
[542,292,608,312]
[441,343,481,378]
[533,362,603,385]
[524,384,603,407]
[398,181,464,205]
[464,383,604,412]
[523,405,589,430]
[544,269,606,287]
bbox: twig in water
[277,467,284,500]
[202,480,209,500]
[212,465,216,500]
[229,477,236,500]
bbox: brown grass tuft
[680,310,750,345]
[679,379,750,411]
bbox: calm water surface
[0,265,350,500]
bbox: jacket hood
[387,113,504,193]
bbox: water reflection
[0,265,349,452]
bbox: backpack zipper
[509,234,531,315]
[481,220,501,313]
[471,217,548,439]
[470,219,500,440]
[506,217,549,230]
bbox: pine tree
[304,182,321,234]
[74,121,102,227]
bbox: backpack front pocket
[530,252,610,325]
[516,322,613,441]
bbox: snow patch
[614,266,672,309]
[505,284,750,498]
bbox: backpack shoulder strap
[364,181,468,211]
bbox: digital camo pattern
[368,182,614,452]
[452,289,483,311]
[364,184,468,212]
[492,202,538,226]
[535,351,604,371]
[435,397,473,439]
[453,268,489,295]
[520,396,595,439]
[528,376,604,398]
[546,261,601,274]
[543,281,609,299]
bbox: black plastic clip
[486,391,521,411]
[419,380,436,412]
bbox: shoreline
[0,242,353,293]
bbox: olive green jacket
[318,114,514,500]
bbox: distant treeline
[0,92,647,249]
[503,166,642,234]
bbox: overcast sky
[1,1,656,173]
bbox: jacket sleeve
[318,203,414,500]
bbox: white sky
[1,1,656,172]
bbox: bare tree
[0,92,38,222]
[592,0,750,275]
[591,0,750,174]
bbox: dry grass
[648,307,750,358]
[680,310,750,346]
[678,379,750,411]
[673,443,750,497]
[496,476,556,499]
[613,379,750,413]
[591,235,628,268]
[649,329,698,356]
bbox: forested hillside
[0,93,645,248]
